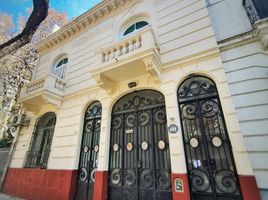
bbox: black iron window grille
[177,75,242,200]
[243,0,260,24]
[24,112,56,169]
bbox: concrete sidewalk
[0,193,24,200]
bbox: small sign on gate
[125,129,134,134]
[174,178,184,193]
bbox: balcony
[20,75,66,111]
[91,27,162,94]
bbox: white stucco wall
[207,0,253,41]
[220,41,268,190]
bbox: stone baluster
[122,45,127,54]
[117,46,122,57]
[108,51,112,61]
[125,43,129,53]
[130,40,134,52]
[112,49,116,59]
[137,37,142,48]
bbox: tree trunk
[0,0,49,59]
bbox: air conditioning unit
[11,114,26,126]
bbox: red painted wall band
[3,168,260,200]
[171,173,190,200]
[93,171,108,200]
[3,168,77,200]
[239,175,261,200]
[170,174,261,200]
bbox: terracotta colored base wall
[93,171,108,200]
[239,175,261,200]
[93,172,190,200]
[171,173,190,200]
[170,174,260,200]
[3,168,77,200]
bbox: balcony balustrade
[102,34,142,63]
[20,75,66,111]
[243,0,268,24]
[91,27,162,94]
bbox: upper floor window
[25,112,56,169]
[123,21,149,37]
[52,56,68,79]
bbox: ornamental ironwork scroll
[108,90,172,200]
[75,101,102,200]
[178,75,242,200]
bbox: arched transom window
[52,56,68,79]
[123,21,149,37]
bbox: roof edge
[36,0,133,53]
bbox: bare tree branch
[0,0,49,59]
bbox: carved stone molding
[255,18,268,49]
[142,54,161,83]
[93,74,116,95]
[41,93,63,109]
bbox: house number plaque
[168,124,178,134]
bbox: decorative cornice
[255,18,268,50]
[217,30,255,45]
[36,0,133,52]
[217,30,257,51]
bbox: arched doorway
[177,75,242,200]
[75,101,102,200]
[108,90,172,200]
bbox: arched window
[25,112,56,168]
[123,21,149,36]
[52,56,68,79]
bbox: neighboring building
[2,0,267,200]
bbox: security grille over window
[25,112,56,169]
[52,57,68,79]
[243,0,260,24]
[177,75,242,200]
[123,21,149,37]
[75,101,102,200]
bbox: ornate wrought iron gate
[75,101,102,200]
[177,75,242,200]
[108,90,172,200]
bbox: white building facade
[2,0,268,200]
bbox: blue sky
[1,0,101,28]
